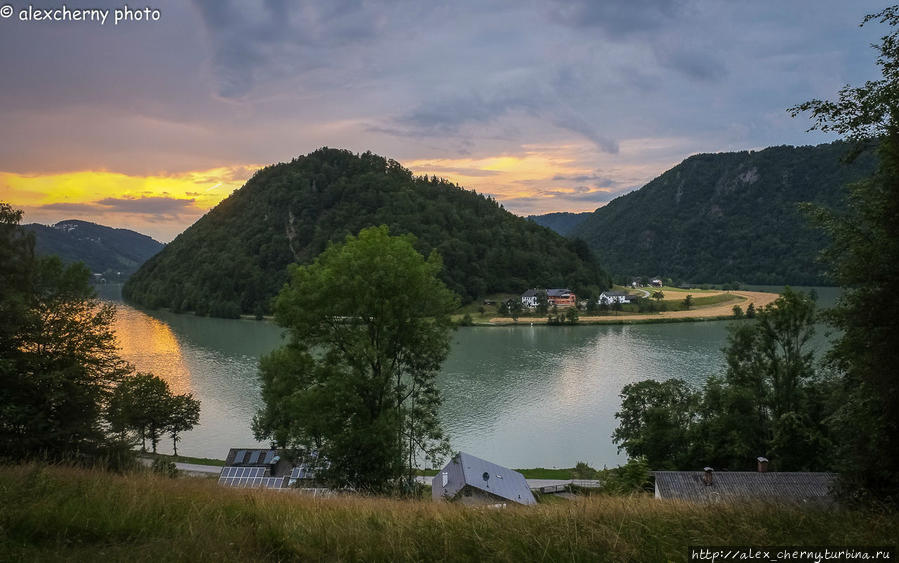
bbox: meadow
[1,464,896,562]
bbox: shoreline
[475,290,780,327]
[116,288,783,327]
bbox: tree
[253,226,457,493]
[614,289,829,471]
[745,302,756,318]
[682,294,693,310]
[564,307,579,325]
[732,304,744,318]
[108,373,172,454]
[509,299,523,321]
[791,5,899,503]
[535,290,549,315]
[652,291,664,302]
[613,379,700,470]
[167,393,201,457]
[1,204,133,459]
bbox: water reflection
[95,284,839,467]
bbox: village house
[546,288,576,308]
[433,452,536,506]
[650,278,663,287]
[599,291,632,305]
[520,288,577,309]
[653,458,836,504]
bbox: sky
[0,0,889,242]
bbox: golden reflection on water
[112,306,192,395]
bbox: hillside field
[1,465,895,562]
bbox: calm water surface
[98,285,838,468]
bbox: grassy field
[1,464,896,562]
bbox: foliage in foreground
[790,5,899,504]
[254,226,457,493]
[1,465,897,562]
[0,203,198,466]
[614,289,834,472]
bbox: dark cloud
[189,0,386,97]
[551,173,616,187]
[545,0,686,36]
[39,197,201,217]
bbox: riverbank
[482,290,778,326]
[2,464,895,561]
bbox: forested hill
[24,220,163,278]
[569,141,877,285]
[526,212,591,236]
[123,148,610,317]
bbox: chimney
[702,467,714,486]
[757,457,769,473]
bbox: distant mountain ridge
[24,220,164,278]
[123,148,610,317]
[526,212,592,236]
[569,141,877,285]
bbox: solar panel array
[289,466,314,480]
[220,466,266,479]
[219,476,288,489]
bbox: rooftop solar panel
[249,451,261,464]
[263,451,275,464]
[233,450,247,464]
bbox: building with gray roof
[433,452,536,506]
[653,468,836,504]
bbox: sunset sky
[0,1,887,241]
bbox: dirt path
[488,291,779,325]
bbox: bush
[151,458,178,478]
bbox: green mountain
[123,148,610,317]
[569,141,877,285]
[526,212,592,236]
[24,220,163,279]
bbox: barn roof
[653,471,836,503]
[454,452,536,505]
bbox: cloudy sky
[0,0,888,241]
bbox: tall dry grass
[0,464,895,562]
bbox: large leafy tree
[254,226,457,493]
[0,203,132,458]
[790,6,899,503]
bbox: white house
[599,291,631,305]
[521,289,540,308]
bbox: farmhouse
[433,452,536,506]
[599,291,632,304]
[546,288,576,308]
[520,289,541,308]
[520,288,577,309]
[653,462,835,504]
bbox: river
[97,285,839,469]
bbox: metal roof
[454,452,536,505]
[545,289,572,297]
[653,471,836,503]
